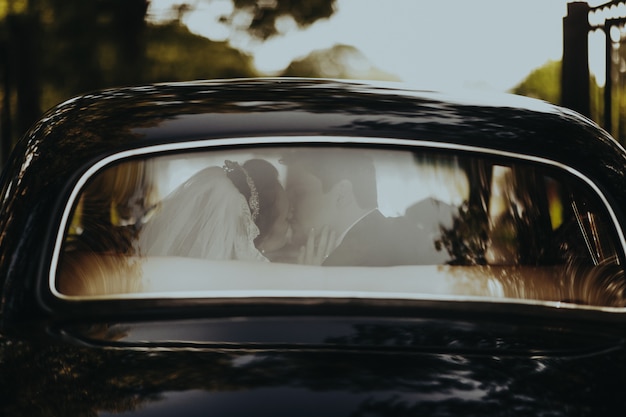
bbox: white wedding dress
[136,166,267,262]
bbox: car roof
[6,77,612,145]
[9,77,623,168]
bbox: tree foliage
[511,59,604,135]
[0,0,337,165]
[280,44,400,81]
[143,22,256,83]
[511,60,561,105]
[228,0,336,39]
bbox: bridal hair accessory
[223,160,260,221]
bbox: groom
[282,148,422,266]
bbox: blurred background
[1,0,625,165]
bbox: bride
[136,159,291,261]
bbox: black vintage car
[1,78,626,416]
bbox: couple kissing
[137,149,421,267]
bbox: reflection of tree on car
[433,155,626,306]
[3,318,625,416]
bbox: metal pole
[562,2,591,116]
[605,21,613,133]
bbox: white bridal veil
[136,166,267,262]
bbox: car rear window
[52,141,626,308]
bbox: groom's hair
[282,148,378,209]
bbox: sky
[148,0,617,92]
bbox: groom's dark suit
[323,210,424,266]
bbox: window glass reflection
[56,145,626,307]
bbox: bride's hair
[223,160,260,220]
[226,159,282,247]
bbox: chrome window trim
[49,135,626,312]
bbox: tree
[226,0,337,40]
[511,60,561,105]
[0,0,151,164]
[1,0,42,161]
[511,60,603,130]
[280,44,400,81]
[0,0,338,166]
[40,0,150,104]
[143,22,256,83]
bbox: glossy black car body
[2,78,626,416]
